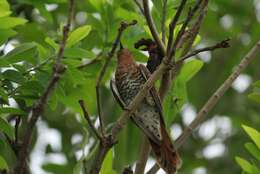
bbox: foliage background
[0,0,260,173]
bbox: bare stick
[147,42,260,174]
[134,0,144,15]
[167,0,187,54]
[12,1,75,173]
[79,100,103,141]
[176,39,230,63]
[95,20,137,137]
[143,0,166,55]
[77,52,103,69]
[134,137,150,174]
[161,0,168,44]
[176,41,260,147]
[169,0,203,60]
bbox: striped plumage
[112,48,181,174]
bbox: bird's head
[117,43,135,65]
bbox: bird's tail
[149,122,181,174]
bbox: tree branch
[134,0,144,15]
[146,41,260,174]
[167,0,187,54]
[176,38,230,63]
[95,20,137,137]
[78,100,103,141]
[134,137,150,174]
[169,0,203,61]
[143,0,166,55]
[161,0,168,44]
[11,1,75,173]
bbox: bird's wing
[139,64,165,125]
[110,79,126,108]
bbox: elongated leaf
[66,25,92,48]
[45,37,59,50]
[0,117,14,139]
[0,156,8,170]
[2,69,25,83]
[0,107,26,116]
[0,0,11,17]
[235,156,253,173]
[178,59,204,82]
[248,93,260,104]
[242,125,260,149]
[253,80,260,88]
[245,142,260,161]
[3,43,37,64]
[0,29,16,45]
[64,48,95,59]
[0,17,27,29]
[100,149,117,174]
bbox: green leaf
[3,42,37,64]
[235,156,254,173]
[45,37,59,50]
[0,29,16,45]
[0,107,26,116]
[64,48,95,59]
[2,69,25,83]
[100,149,117,174]
[0,117,14,139]
[242,125,260,149]
[67,25,92,48]
[248,93,260,104]
[73,161,83,174]
[0,17,27,29]
[178,59,204,82]
[253,80,260,88]
[245,142,260,161]
[0,0,11,18]
[0,156,8,170]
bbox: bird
[134,38,163,73]
[110,47,181,174]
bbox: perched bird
[134,38,164,73]
[110,48,181,174]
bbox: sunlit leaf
[0,107,26,116]
[0,156,8,170]
[66,25,92,48]
[245,142,260,161]
[235,156,253,173]
[0,117,14,139]
[178,59,204,82]
[0,17,27,29]
[100,149,117,174]
[242,125,260,149]
[248,93,260,104]
[64,48,95,59]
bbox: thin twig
[134,137,150,174]
[175,42,260,148]
[23,55,55,75]
[77,52,103,69]
[161,0,168,44]
[143,0,166,55]
[95,20,137,138]
[176,39,230,63]
[14,116,21,145]
[133,0,144,15]
[169,0,203,60]
[78,100,103,141]
[11,1,75,174]
[146,42,260,174]
[167,0,187,54]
